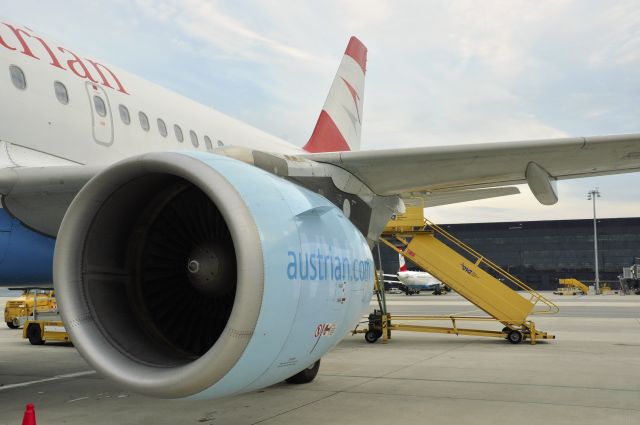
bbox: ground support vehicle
[19,291,70,345]
[354,202,557,345]
[4,288,56,329]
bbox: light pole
[587,188,601,294]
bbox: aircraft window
[119,105,130,125]
[217,140,224,147]
[9,65,26,90]
[94,96,107,117]
[138,112,150,131]
[157,118,168,137]
[53,81,69,105]
[174,125,184,142]
[189,130,199,148]
[204,135,213,151]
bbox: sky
[3,1,639,224]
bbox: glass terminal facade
[376,217,640,290]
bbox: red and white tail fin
[303,36,367,153]
[398,254,408,272]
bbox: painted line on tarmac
[371,301,640,307]
[0,370,96,392]
[371,301,473,306]
[546,302,640,307]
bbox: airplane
[0,17,639,400]
[383,254,446,295]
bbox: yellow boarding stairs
[555,278,589,295]
[357,199,558,345]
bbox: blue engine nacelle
[0,208,54,286]
[54,152,374,399]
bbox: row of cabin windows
[8,64,221,151]
[116,104,220,150]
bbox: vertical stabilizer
[399,253,408,272]
[303,36,367,153]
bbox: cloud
[588,2,640,67]
[426,174,640,224]
[134,0,327,64]
[119,1,624,150]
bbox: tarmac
[1,293,639,425]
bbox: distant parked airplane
[384,254,446,294]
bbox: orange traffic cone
[21,403,36,425]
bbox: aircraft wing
[2,133,640,236]
[419,186,520,207]
[306,133,640,205]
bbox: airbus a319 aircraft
[0,18,639,399]
[384,254,444,294]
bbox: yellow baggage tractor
[23,318,70,345]
[4,288,56,329]
[21,291,71,345]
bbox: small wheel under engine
[285,360,321,384]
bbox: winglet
[303,37,367,153]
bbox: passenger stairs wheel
[507,330,523,344]
[27,324,44,345]
[365,330,380,343]
[6,321,19,329]
[285,360,321,384]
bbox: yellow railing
[422,219,559,315]
[382,217,559,315]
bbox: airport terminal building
[378,217,640,290]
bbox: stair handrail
[422,219,559,315]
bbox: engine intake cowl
[54,152,373,399]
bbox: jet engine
[54,151,373,399]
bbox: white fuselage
[396,270,442,289]
[0,19,302,169]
